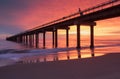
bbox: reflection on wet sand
[20,43,120,64]
[21,47,105,64]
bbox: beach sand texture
[0,53,120,79]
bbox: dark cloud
[0,0,27,26]
[0,0,50,11]
[0,24,23,35]
[0,0,51,23]
[0,0,28,10]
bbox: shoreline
[0,53,120,79]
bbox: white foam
[0,47,76,67]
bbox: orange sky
[0,0,120,39]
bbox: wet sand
[0,53,120,79]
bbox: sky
[0,0,120,39]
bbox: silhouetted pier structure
[6,0,120,48]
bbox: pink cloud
[1,0,107,30]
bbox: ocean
[0,34,120,67]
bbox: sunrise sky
[0,0,120,39]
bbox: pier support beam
[31,35,33,46]
[52,31,55,48]
[29,35,32,47]
[77,49,81,59]
[26,35,28,45]
[76,24,81,48]
[22,36,24,44]
[25,35,26,45]
[32,34,34,47]
[21,36,22,43]
[23,36,25,44]
[24,35,26,45]
[43,31,46,48]
[19,36,21,43]
[35,33,39,48]
[19,37,21,43]
[90,25,94,48]
[66,27,69,47]
[17,37,18,43]
[55,29,58,48]
[17,37,20,43]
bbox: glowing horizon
[58,17,120,38]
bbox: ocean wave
[0,47,78,67]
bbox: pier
[6,0,120,49]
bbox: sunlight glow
[57,18,120,38]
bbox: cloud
[0,24,23,34]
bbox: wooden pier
[6,0,120,49]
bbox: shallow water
[0,35,120,67]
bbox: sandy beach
[0,53,120,79]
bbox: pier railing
[15,0,120,35]
[28,0,120,32]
